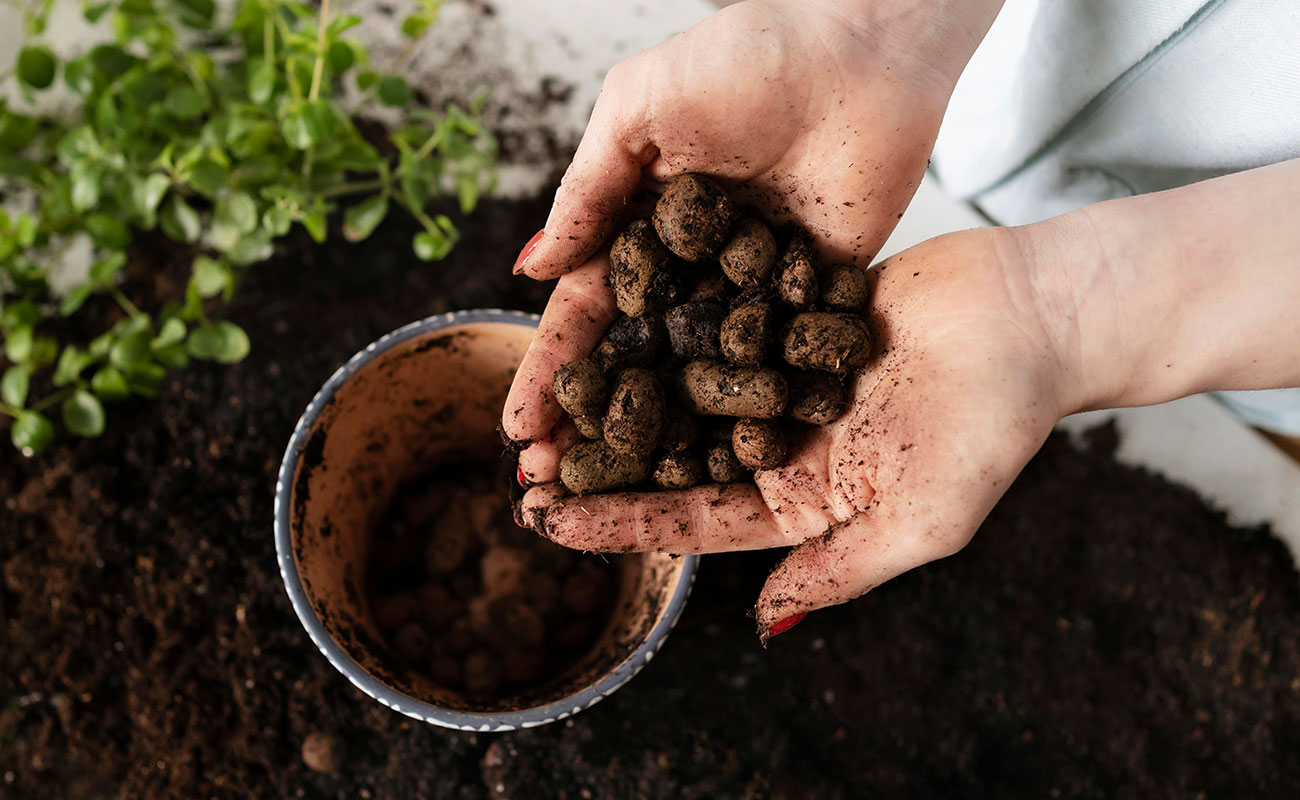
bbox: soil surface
[3,197,1300,799]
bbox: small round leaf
[90,366,130,400]
[11,410,54,454]
[160,196,202,243]
[342,195,388,242]
[17,46,57,90]
[377,75,412,107]
[187,321,250,364]
[62,389,106,437]
[1,365,28,408]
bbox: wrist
[1012,160,1300,415]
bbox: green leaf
[327,13,361,35]
[401,13,431,38]
[262,205,291,236]
[356,70,378,91]
[413,231,439,261]
[188,321,249,363]
[377,75,412,107]
[215,190,258,234]
[110,327,153,368]
[88,330,114,359]
[153,317,187,348]
[226,229,272,265]
[130,173,171,227]
[1,365,28,408]
[160,196,202,243]
[328,40,355,74]
[85,214,132,249]
[11,411,54,454]
[63,55,94,93]
[4,325,33,363]
[165,85,208,119]
[187,158,228,197]
[153,342,189,369]
[60,284,95,316]
[82,1,111,23]
[2,300,40,330]
[53,346,94,386]
[300,208,327,243]
[248,61,275,104]
[70,162,103,212]
[342,195,388,242]
[90,366,130,400]
[17,46,58,90]
[191,255,232,298]
[171,0,215,27]
[281,107,318,149]
[90,44,136,78]
[62,389,105,437]
[89,251,127,284]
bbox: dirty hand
[515,159,1300,638]
[503,0,1004,460]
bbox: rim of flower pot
[273,308,699,732]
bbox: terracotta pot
[274,309,697,731]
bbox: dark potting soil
[3,195,1300,799]
[367,461,619,700]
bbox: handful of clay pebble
[554,174,872,495]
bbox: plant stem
[31,386,71,412]
[307,0,330,102]
[0,402,18,418]
[109,287,141,318]
[320,177,386,198]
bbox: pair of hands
[499,0,1300,638]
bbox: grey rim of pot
[273,308,700,731]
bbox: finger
[753,501,972,642]
[501,255,618,444]
[517,421,581,486]
[526,482,791,555]
[517,61,655,280]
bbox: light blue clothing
[932,0,1300,434]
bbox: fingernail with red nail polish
[768,612,807,638]
[516,465,529,487]
[512,229,544,275]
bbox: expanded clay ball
[664,301,726,360]
[653,174,736,261]
[593,314,663,371]
[781,312,871,374]
[678,360,788,418]
[610,219,680,317]
[552,357,607,418]
[653,450,703,490]
[603,368,665,455]
[720,300,773,366]
[719,218,778,287]
[706,442,747,483]
[820,263,870,311]
[732,419,788,469]
[302,732,344,774]
[560,440,652,494]
[788,370,847,425]
[777,237,819,309]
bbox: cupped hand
[502,0,973,455]
[519,229,1078,638]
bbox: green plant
[0,0,495,455]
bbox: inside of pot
[287,319,685,713]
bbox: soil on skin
[3,197,1300,799]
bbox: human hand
[518,228,1071,638]
[514,158,1300,639]
[503,0,1004,460]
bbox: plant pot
[274,309,697,731]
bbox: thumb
[754,503,974,642]
[516,60,656,280]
